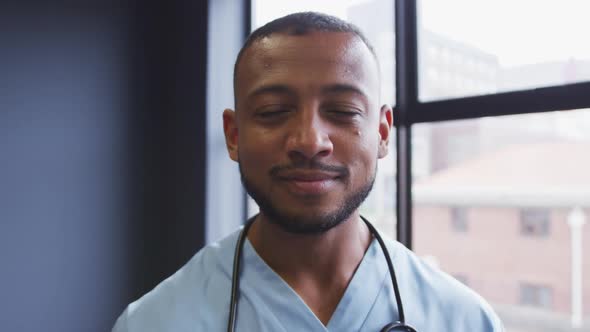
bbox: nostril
[285,117,334,159]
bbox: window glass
[251,0,397,237]
[450,207,468,232]
[520,208,551,237]
[418,0,590,101]
[520,282,553,309]
[413,109,590,331]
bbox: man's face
[224,31,392,234]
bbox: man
[113,12,503,331]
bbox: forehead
[235,31,379,103]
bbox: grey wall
[0,1,210,331]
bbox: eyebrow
[320,83,368,100]
[248,84,294,99]
[247,83,368,100]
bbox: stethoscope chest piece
[380,321,418,332]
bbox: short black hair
[233,12,378,101]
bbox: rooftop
[414,142,590,207]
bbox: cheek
[238,130,280,171]
[336,133,378,177]
[351,126,380,156]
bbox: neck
[248,212,371,280]
[247,212,372,324]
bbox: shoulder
[112,230,241,332]
[383,237,504,331]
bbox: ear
[223,109,239,162]
[377,104,393,159]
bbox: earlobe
[378,104,393,159]
[223,109,239,162]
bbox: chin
[261,206,353,235]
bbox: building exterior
[414,142,590,331]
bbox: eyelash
[253,106,362,122]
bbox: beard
[239,161,376,235]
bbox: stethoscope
[227,215,418,332]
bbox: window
[418,0,590,102]
[413,110,590,332]
[520,208,550,237]
[519,282,553,309]
[450,207,468,232]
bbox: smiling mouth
[277,171,342,195]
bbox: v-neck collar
[241,237,389,331]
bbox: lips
[277,171,341,195]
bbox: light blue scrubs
[112,228,504,331]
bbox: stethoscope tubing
[226,216,416,332]
[227,218,253,332]
[362,217,406,323]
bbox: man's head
[233,12,379,97]
[223,12,393,234]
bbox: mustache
[269,162,349,178]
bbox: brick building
[414,142,590,330]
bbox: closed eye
[323,106,364,126]
[253,105,294,123]
[328,110,359,116]
[325,108,363,119]
[256,109,291,118]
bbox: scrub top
[112,227,504,331]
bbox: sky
[253,0,590,67]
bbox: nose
[285,109,334,162]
